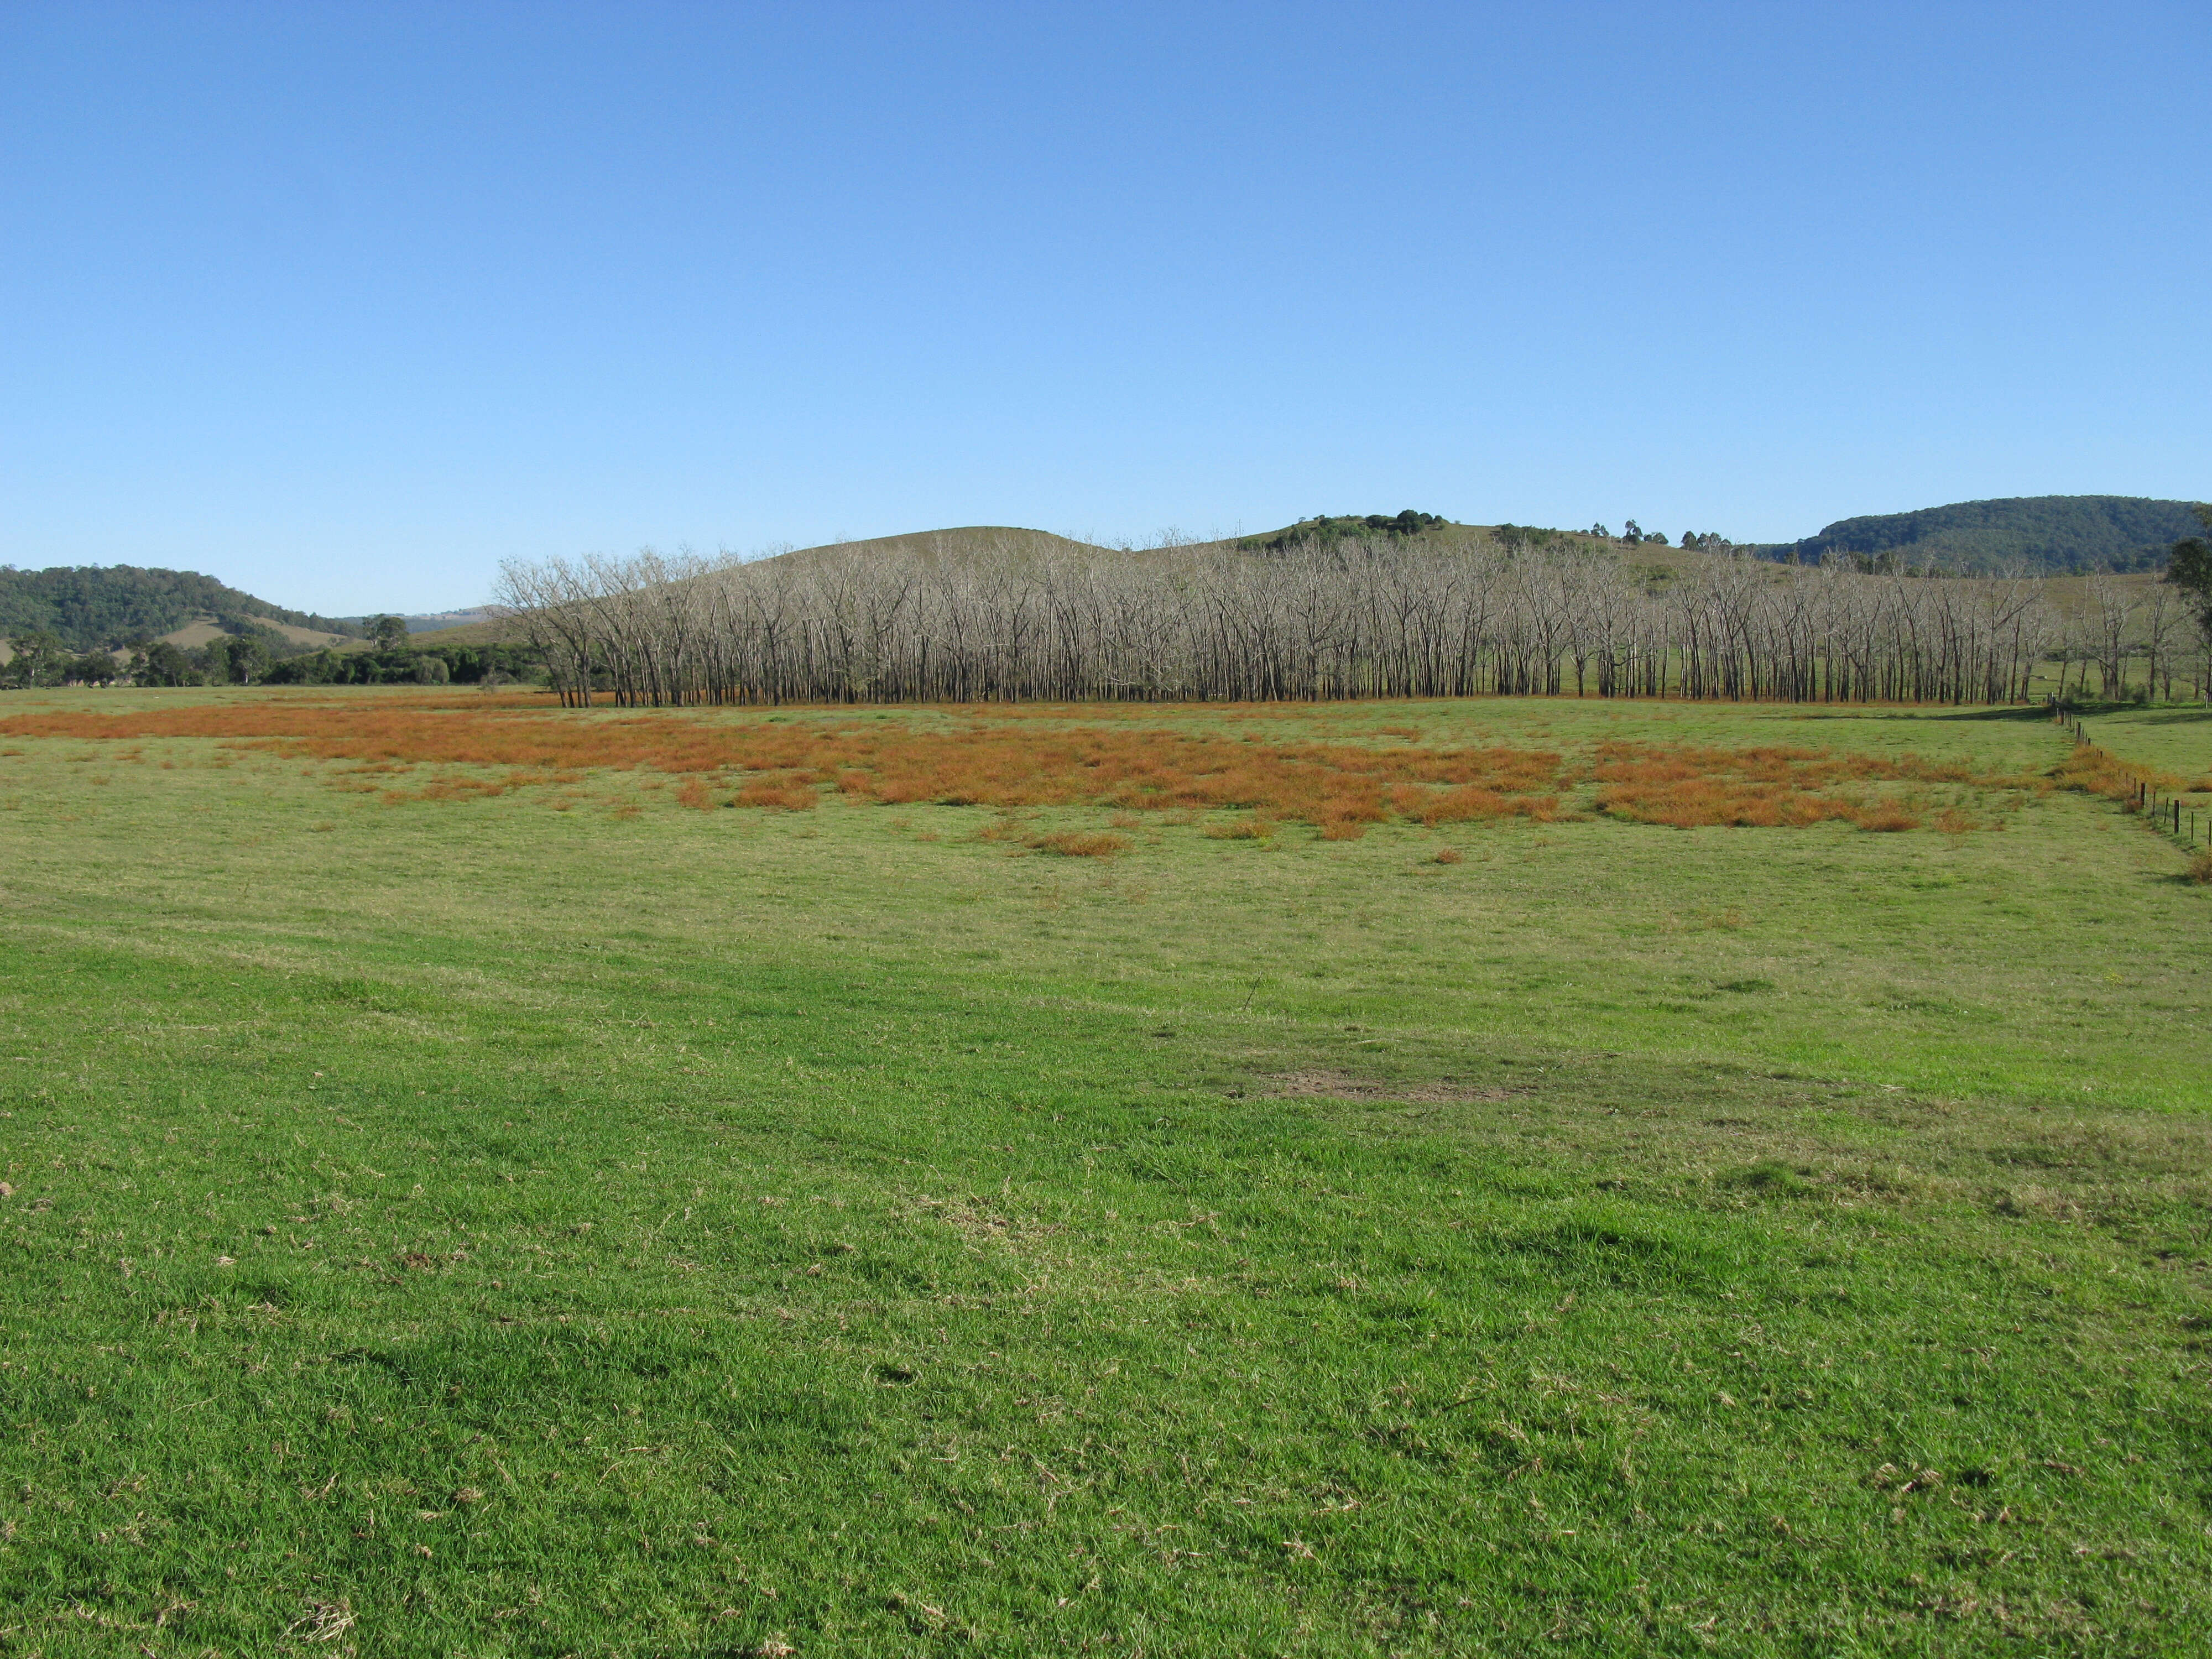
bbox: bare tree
[492,534,2106,710]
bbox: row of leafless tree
[491,534,2205,708]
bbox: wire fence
[2050,700,2204,851]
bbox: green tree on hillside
[1786,494,2201,573]
[0,565,362,649]
[2166,502,2212,643]
[3,631,66,688]
[210,632,271,684]
[130,640,197,686]
[369,615,410,652]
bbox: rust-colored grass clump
[1585,742,2001,832]
[2049,748,2184,808]
[1032,831,1128,858]
[1408,784,1560,826]
[732,776,820,811]
[1204,816,1275,840]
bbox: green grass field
[1,690,2208,1656]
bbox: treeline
[255,641,541,687]
[494,534,2210,709]
[1241,511,1449,552]
[0,565,362,649]
[4,631,540,690]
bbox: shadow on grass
[2042,701,2212,725]
[1914,705,2062,723]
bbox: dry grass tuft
[2189,850,2212,885]
[1854,806,1920,833]
[2049,748,2184,807]
[1416,785,1559,825]
[1031,831,1128,858]
[733,776,819,811]
[1204,816,1274,840]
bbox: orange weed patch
[1587,742,2008,832]
[0,702,1566,834]
[732,776,820,811]
[0,700,2027,839]
[2049,749,2184,808]
[1415,785,1559,825]
[1855,806,1919,833]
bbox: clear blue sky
[3,2,2207,615]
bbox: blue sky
[3,2,2207,614]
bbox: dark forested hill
[0,566,362,649]
[1772,496,2201,573]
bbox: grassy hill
[775,503,2207,578]
[776,525,1102,564]
[0,565,363,650]
[406,529,1112,651]
[1771,495,2203,574]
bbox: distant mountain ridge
[0,565,363,650]
[10,494,2204,656]
[1770,495,2201,574]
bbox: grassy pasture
[0,688,2207,1656]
